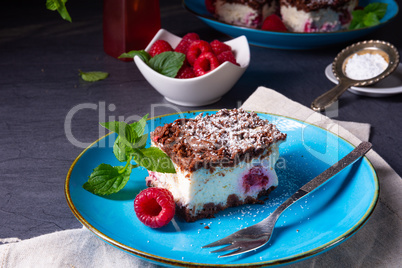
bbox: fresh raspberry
[193,52,220,76]
[186,40,213,66]
[205,0,216,14]
[242,166,269,193]
[217,50,239,66]
[174,33,200,54]
[149,40,173,57]
[176,65,195,79]
[210,40,231,56]
[182,32,200,43]
[134,187,175,228]
[175,42,190,54]
[261,14,288,32]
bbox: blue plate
[65,111,379,267]
[183,0,398,49]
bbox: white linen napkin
[242,87,402,268]
[1,87,401,268]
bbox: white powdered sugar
[181,108,285,157]
[345,53,389,80]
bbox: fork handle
[263,141,372,225]
[261,189,308,227]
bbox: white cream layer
[147,143,281,217]
[215,1,276,28]
[281,0,357,32]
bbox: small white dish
[134,29,250,106]
[325,63,402,97]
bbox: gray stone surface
[0,0,401,265]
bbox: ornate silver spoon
[311,40,399,112]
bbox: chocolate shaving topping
[280,0,356,12]
[218,0,273,10]
[151,108,286,172]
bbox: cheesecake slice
[147,108,286,222]
[280,0,358,32]
[212,0,277,28]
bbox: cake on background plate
[212,0,277,28]
[147,109,286,222]
[280,0,358,32]
[207,0,358,32]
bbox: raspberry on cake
[147,108,286,222]
[280,0,358,32]
[212,0,278,28]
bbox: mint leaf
[133,147,176,173]
[123,50,185,78]
[79,70,109,82]
[130,114,149,137]
[84,115,176,196]
[350,3,388,30]
[133,134,148,150]
[113,136,132,162]
[46,0,60,11]
[119,50,151,63]
[364,3,388,19]
[350,10,366,29]
[363,12,380,27]
[82,182,96,193]
[100,121,138,144]
[84,163,132,195]
[349,21,365,30]
[113,135,147,161]
[46,0,72,22]
[107,116,150,161]
[352,9,366,21]
[148,52,185,78]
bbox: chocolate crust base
[176,185,277,222]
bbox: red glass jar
[103,0,161,60]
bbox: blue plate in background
[65,111,379,267]
[183,0,398,49]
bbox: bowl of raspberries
[133,29,250,106]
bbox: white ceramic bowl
[134,29,250,106]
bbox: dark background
[0,0,401,243]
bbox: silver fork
[202,141,372,258]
